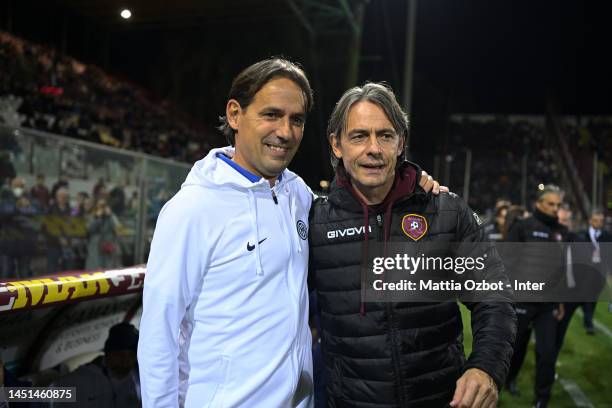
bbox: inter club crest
[402,214,428,241]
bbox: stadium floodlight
[120,9,132,19]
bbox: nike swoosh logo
[247,238,267,251]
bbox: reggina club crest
[401,214,428,241]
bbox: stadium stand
[0,31,212,163]
[446,115,561,214]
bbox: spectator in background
[85,198,122,270]
[46,188,75,274]
[485,201,510,241]
[557,204,573,230]
[108,181,126,217]
[502,205,529,241]
[126,191,139,217]
[92,178,107,203]
[50,175,69,202]
[30,174,51,212]
[0,177,25,214]
[51,322,141,408]
[49,188,71,216]
[0,151,16,188]
[71,191,89,216]
[15,195,36,215]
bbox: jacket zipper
[378,213,407,407]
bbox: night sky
[409,0,611,115]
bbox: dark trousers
[555,302,582,357]
[582,302,596,328]
[509,303,558,403]
[556,301,599,358]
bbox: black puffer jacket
[309,163,517,407]
[505,208,568,289]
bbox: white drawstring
[290,191,302,253]
[247,190,264,275]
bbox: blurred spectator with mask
[85,198,122,270]
[0,177,25,214]
[30,174,51,212]
[51,322,141,408]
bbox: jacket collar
[534,207,560,228]
[328,161,428,213]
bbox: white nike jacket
[138,147,314,408]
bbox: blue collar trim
[216,152,261,183]
[216,152,283,183]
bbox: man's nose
[276,117,293,139]
[365,134,383,154]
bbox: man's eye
[263,112,278,118]
[292,117,304,126]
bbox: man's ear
[226,99,242,131]
[330,133,342,160]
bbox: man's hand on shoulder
[419,170,449,195]
[449,368,498,408]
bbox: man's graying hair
[537,184,564,201]
[327,82,409,169]
[218,58,314,145]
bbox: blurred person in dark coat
[30,174,50,212]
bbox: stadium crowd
[0,31,211,164]
[0,167,140,278]
[447,116,561,214]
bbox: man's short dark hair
[326,82,409,169]
[218,58,314,145]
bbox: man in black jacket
[504,185,568,408]
[309,83,516,408]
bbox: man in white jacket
[138,58,441,408]
[138,58,316,408]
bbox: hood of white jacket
[182,146,298,192]
[181,146,303,276]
